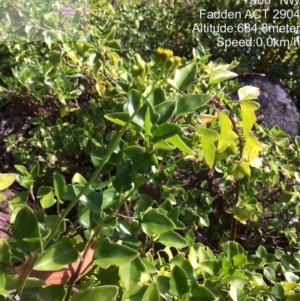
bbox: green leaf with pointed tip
[119,257,146,290]
[199,260,220,276]
[209,69,237,85]
[151,123,183,143]
[128,89,143,126]
[232,206,253,223]
[217,111,239,152]
[196,128,219,168]
[173,62,198,91]
[142,209,175,236]
[238,85,260,101]
[156,275,172,300]
[113,160,134,193]
[124,146,157,174]
[169,265,189,296]
[141,282,160,301]
[166,135,194,155]
[0,173,16,190]
[148,87,166,106]
[104,112,131,127]
[40,190,56,209]
[280,255,300,271]
[240,101,260,137]
[107,39,122,50]
[0,271,8,297]
[34,237,78,271]
[155,99,176,124]
[158,231,188,248]
[242,133,263,161]
[191,284,216,300]
[8,191,29,207]
[175,94,212,115]
[73,185,103,213]
[94,237,139,269]
[72,286,119,301]
[72,173,87,185]
[231,162,250,180]
[12,206,41,253]
[53,173,66,201]
[0,239,10,272]
[127,90,160,127]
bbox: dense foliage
[0,1,300,301]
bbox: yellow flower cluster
[154,47,181,72]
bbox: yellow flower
[154,47,174,65]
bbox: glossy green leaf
[124,146,157,174]
[156,275,172,300]
[191,284,216,300]
[142,209,175,236]
[53,173,66,201]
[196,128,219,168]
[72,173,87,185]
[158,231,188,248]
[175,94,212,115]
[284,272,300,283]
[0,271,8,297]
[280,255,300,271]
[231,162,250,180]
[263,267,276,282]
[128,89,143,126]
[155,99,176,124]
[151,123,182,143]
[209,68,237,85]
[44,215,66,241]
[73,185,103,213]
[141,282,160,301]
[286,294,300,301]
[166,135,194,155]
[0,173,16,190]
[242,133,263,161]
[169,265,189,296]
[145,107,152,137]
[127,90,160,127]
[8,191,29,207]
[169,254,195,281]
[232,254,247,267]
[0,239,10,272]
[72,286,119,301]
[199,260,220,276]
[77,202,99,229]
[238,85,260,101]
[40,190,56,209]
[119,257,145,290]
[113,160,134,193]
[107,39,122,50]
[29,162,40,179]
[102,189,120,210]
[227,242,240,260]
[232,205,253,223]
[240,101,260,137]
[94,237,139,269]
[217,111,239,152]
[34,237,78,271]
[104,112,131,126]
[14,165,28,175]
[173,62,198,91]
[12,206,41,253]
[148,87,166,106]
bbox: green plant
[0,2,300,301]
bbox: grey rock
[232,74,300,140]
